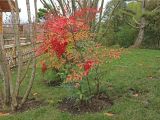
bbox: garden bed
[58,93,113,114]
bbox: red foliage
[50,38,68,58]
[36,8,100,78]
[109,49,121,59]
[36,8,98,59]
[41,61,47,74]
[83,60,95,76]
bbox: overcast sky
[18,0,43,23]
[4,0,110,23]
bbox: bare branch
[20,0,36,106]
[126,21,140,29]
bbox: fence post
[0,9,4,49]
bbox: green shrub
[116,25,137,48]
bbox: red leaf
[83,60,94,76]
[41,61,47,74]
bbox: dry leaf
[148,76,153,79]
[133,93,139,97]
[104,112,114,117]
[0,112,10,117]
[33,93,38,96]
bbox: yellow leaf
[104,112,114,117]
[33,93,38,96]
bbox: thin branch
[20,0,36,106]
[76,0,83,9]
[101,1,121,37]
[56,0,66,16]
[19,57,32,84]
[96,0,104,33]
[41,0,57,15]
[132,17,140,25]
[126,21,140,29]
[49,0,58,15]
[152,5,160,12]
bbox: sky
[17,0,43,23]
[4,0,110,23]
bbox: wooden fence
[2,24,43,68]
[4,41,40,68]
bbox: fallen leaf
[0,112,10,116]
[148,76,153,79]
[133,93,139,97]
[33,93,38,96]
[104,112,114,117]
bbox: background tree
[98,0,160,48]
[143,0,160,48]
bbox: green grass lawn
[1,49,160,120]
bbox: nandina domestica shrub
[36,8,122,102]
[36,8,97,78]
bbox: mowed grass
[1,49,160,120]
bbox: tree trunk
[8,0,22,111]
[132,0,146,48]
[0,43,11,108]
[20,0,36,107]
[0,16,11,108]
[132,17,145,48]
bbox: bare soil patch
[43,79,63,87]
[0,97,46,114]
[58,93,113,114]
